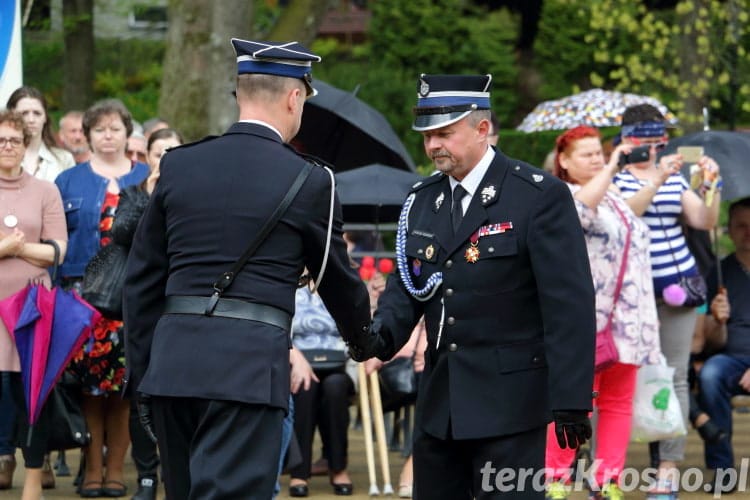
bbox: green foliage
[586,0,750,128]
[533,1,597,99]
[532,0,749,130]
[23,37,165,123]
[369,0,519,119]
[313,0,521,167]
[21,38,65,107]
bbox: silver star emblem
[532,174,544,183]
[480,185,497,205]
[434,192,445,211]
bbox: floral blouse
[291,287,347,352]
[569,184,661,365]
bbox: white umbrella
[516,88,678,132]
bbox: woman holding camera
[613,104,721,499]
[544,125,661,500]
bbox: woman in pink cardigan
[0,110,67,500]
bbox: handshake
[348,321,393,362]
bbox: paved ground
[2,409,750,499]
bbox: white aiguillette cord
[308,165,335,293]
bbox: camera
[618,145,651,167]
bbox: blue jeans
[273,396,295,499]
[0,372,18,456]
[698,353,750,469]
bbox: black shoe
[706,469,739,495]
[79,481,103,498]
[332,482,353,495]
[102,480,127,497]
[696,419,728,444]
[289,483,309,497]
[131,477,157,500]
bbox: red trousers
[545,362,637,486]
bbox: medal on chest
[465,232,480,263]
[412,258,422,276]
[463,222,514,264]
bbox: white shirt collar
[239,119,283,141]
[448,146,495,212]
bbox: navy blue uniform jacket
[123,122,371,411]
[373,151,596,440]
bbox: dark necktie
[451,184,467,234]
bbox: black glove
[136,393,158,444]
[553,410,592,449]
[349,322,393,362]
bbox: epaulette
[409,171,445,193]
[283,143,333,169]
[166,135,219,152]
[509,161,550,191]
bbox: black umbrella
[294,81,416,172]
[335,163,424,224]
[662,130,750,201]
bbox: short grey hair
[236,73,304,101]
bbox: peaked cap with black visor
[230,38,321,97]
[412,74,493,131]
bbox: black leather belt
[163,296,292,331]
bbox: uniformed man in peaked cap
[123,39,372,499]
[362,74,597,499]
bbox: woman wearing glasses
[0,110,67,500]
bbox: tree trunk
[678,0,709,132]
[159,0,252,141]
[267,0,333,46]
[62,0,94,111]
[208,2,251,135]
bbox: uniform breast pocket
[62,197,83,231]
[471,233,519,294]
[404,233,440,287]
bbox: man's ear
[476,118,491,140]
[287,86,302,112]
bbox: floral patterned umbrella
[516,88,678,133]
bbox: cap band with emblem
[231,38,321,96]
[413,74,492,131]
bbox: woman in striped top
[613,104,721,500]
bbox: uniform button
[445,260,453,268]
[446,317,455,325]
[448,343,458,352]
[417,249,423,254]
[445,288,454,297]
[532,356,541,363]
[488,246,495,253]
